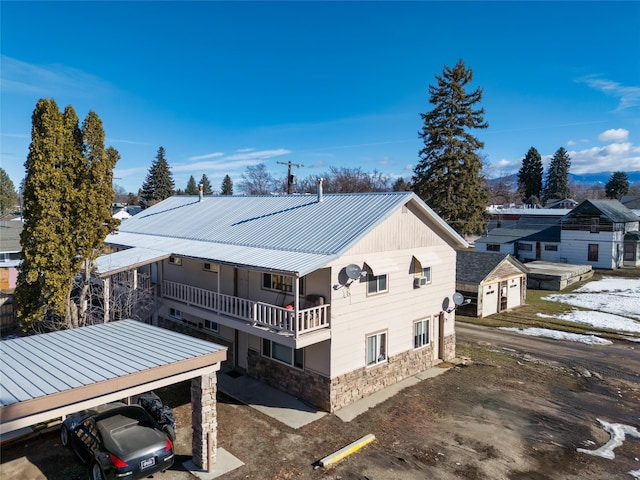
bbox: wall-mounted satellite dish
[345,264,363,280]
[453,292,465,306]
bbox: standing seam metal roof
[0,319,226,408]
[104,192,468,276]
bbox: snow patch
[499,327,612,345]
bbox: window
[413,257,432,283]
[588,244,599,262]
[262,339,303,369]
[169,256,182,266]
[203,262,218,273]
[590,218,600,234]
[204,319,219,332]
[169,307,182,319]
[517,243,533,252]
[544,245,558,251]
[367,273,388,294]
[366,332,387,366]
[486,244,500,252]
[262,273,300,293]
[414,319,430,348]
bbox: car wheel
[90,461,105,480]
[60,425,69,447]
[164,424,176,441]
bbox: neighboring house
[0,220,22,334]
[479,199,640,269]
[560,199,640,269]
[474,224,561,262]
[97,189,468,412]
[455,250,528,318]
[545,198,578,209]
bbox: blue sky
[2,1,639,194]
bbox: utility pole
[277,161,304,194]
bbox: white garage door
[482,283,499,317]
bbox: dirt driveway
[2,339,639,480]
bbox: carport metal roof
[0,320,227,434]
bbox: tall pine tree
[221,174,233,195]
[542,147,571,203]
[517,147,543,204]
[0,168,18,214]
[605,171,629,200]
[185,175,198,194]
[15,99,119,331]
[200,173,213,195]
[140,146,175,207]
[413,60,488,236]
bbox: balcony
[161,280,330,337]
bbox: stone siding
[442,332,456,361]
[329,342,437,411]
[191,373,217,470]
[247,349,332,411]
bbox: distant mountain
[487,171,640,188]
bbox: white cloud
[598,128,628,143]
[568,143,640,174]
[0,55,111,98]
[567,140,576,146]
[188,152,224,161]
[578,76,640,111]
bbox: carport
[0,319,227,471]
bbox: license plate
[140,457,156,470]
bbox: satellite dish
[345,264,363,280]
[453,292,465,306]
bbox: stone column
[191,372,217,470]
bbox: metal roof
[0,320,226,433]
[104,192,468,276]
[95,247,170,276]
[566,199,640,223]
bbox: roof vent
[198,183,203,202]
[317,177,324,202]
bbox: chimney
[198,183,203,202]
[317,178,324,202]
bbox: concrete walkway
[217,361,456,429]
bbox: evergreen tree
[140,147,175,207]
[200,173,213,195]
[15,99,119,331]
[185,175,198,195]
[517,147,543,203]
[413,60,489,236]
[221,174,233,195]
[542,147,571,203]
[605,171,629,200]
[0,168,18,213]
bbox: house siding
[560,231,621,269]
[327,206,457,378]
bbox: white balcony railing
[161,280,329,336]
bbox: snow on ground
[536,311,640,334]
[499,327,613,345]
[543,277,640,321]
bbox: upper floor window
[203,262,219,273]
[486,244,500,252]
[413,257,432,285]
[263,273,297,293]
[169,256,182,266]
[367,272,388,294]
[590,218,600,234]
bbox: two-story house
[560,199,640,269]
[98,189,468,412]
